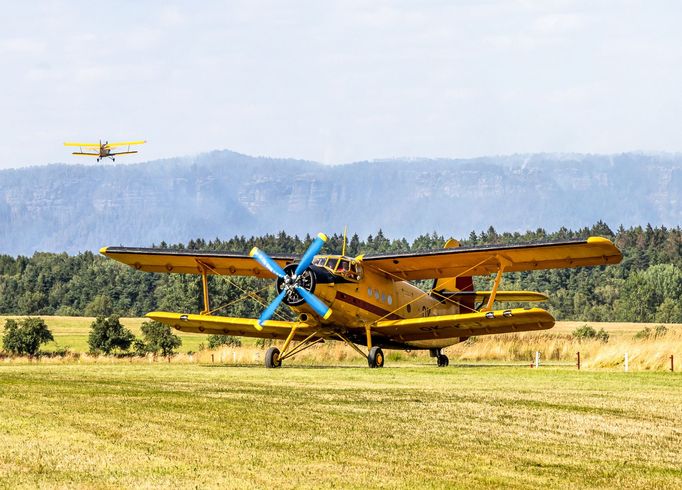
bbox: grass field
[0,364,680,488]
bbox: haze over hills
[0,150,680,256]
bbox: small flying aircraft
[101,233,622,368]
[64,140,146,162]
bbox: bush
[634,325,668,340]
[2,317,53,356]
[255,338,273,348]
[138,321,182,356]
[88,316,135,354]
[208,334,242,349]
[572,324,609,343]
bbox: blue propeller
[249,233,332,329]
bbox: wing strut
[196,260,211,315]
[482,255,511,312]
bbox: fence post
[211,354,214,364]
[624,352,629,372]
[534,351,540,368]
[671,355,674,372]
[576,351,581,370]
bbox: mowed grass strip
[0,365,680,489]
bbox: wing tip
[99,247,108,255]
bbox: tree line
[0,221,680,323]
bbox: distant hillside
[0,151,680,255]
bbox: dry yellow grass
[1,317,680,371]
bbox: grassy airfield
[0,364,680,489]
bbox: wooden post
[211,354,214,364]
[671,355,674,372]
[624,352,629,372]
[576,351,581,370]
[534,351,540,368]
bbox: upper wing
[374,307,554,342]
[64,142,100,147]
[100,246,296,278]
[105,140,146,149]
[362,237,622,280]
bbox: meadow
[0,363,680,489]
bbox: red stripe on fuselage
[334,291,402,320]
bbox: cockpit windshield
[312,255,362,281]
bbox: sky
[1,0,681,169]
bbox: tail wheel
[437,354,449,367]
[265,347,281,368]
[368,346,384,368]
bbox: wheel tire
[437,354,449,368]
[265,347,281,368]
[368,346,385,368]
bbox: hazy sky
[1,1,681,168]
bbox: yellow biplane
[64,140,146,162]
[101,233,622,368]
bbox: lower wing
[71,152,100,156]
[374,307,554,342]
[109,151,138,156]
[147,311,318,341]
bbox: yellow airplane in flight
[101,233,622,368]
[64,140,146,162]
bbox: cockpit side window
[327,258,339,270]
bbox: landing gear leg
[430,348,449,368]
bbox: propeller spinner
[249,232,332,329]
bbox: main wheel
[368,346,384,368]
[265,347,281,368]
[437,354,449,367]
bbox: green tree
[2,317,53,356]
[88,316,135,354]
[207,334,242,349]
[84,294,114,317]
[138,321,182,356]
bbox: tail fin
[431,238,475,313]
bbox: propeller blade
[257,289,287,329]
[249,247,287,278]
[294,232,328,276]
[295,286,332,320]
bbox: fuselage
[286,254,464,349]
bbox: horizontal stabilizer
[436,290,549,303]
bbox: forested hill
[0,151,681,255]
[0,223,680,323]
